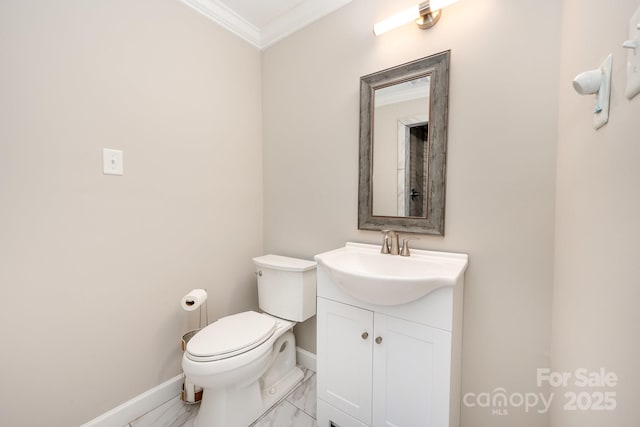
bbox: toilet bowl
[182,255,316,427]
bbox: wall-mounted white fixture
[622,6,640,99]
[572,54,612,130]
[373,0,459,36]
[103,148,124,175]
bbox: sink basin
[314,242,468,306]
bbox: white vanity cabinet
[316,298,373,424]
[315,243,468,427]
[317,297,451,427]
[372,311,452,427]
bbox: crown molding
[179,0,261,47]
[260,0,352,48]
[179,0,352,50]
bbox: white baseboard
[296,346,317,372]
[79,374,183,427]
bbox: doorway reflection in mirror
[372,76,430,218]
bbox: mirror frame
[358,50,450,235]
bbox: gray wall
[552,0,640,425]
[262,0,560,426]
[0,1,263,425]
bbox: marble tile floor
[124,368,317,427]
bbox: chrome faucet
[381,230,414,256]
[381,230,400,255]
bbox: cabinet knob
[375,336,383,344]
[361,332,369,340]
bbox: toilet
[182,254,316,427]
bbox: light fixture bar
[373,4,420,36]
[430,0,460,11]
[373,0,459,36]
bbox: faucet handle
[380,230,391,254]
[400,238,419,256]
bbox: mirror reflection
[372,76,430,217]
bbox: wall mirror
[358,50,450,235]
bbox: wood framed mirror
[358,51,450,235]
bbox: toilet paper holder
[181,328,200,352]
[180,289,209,404]
[181,329,203,404]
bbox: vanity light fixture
[373,0,459,36]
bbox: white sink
[314,242,468,306]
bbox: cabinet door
[372,314,452,427]
[317,298,374,425]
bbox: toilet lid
[187,311,277,358]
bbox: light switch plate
[103,148,124,175]
[624,6,640,99]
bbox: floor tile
[286,373,316,418]
[129,396,198,427]
[252,401,317,427]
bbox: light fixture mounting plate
[416,9,441,29]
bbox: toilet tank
[253,255,317,322]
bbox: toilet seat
[186,311,277,362]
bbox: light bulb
[429,0,459,12]
[373,5,420,36]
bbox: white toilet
[182,254,316,427]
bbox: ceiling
[179,0,353,49]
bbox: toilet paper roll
[181,289,207,311]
